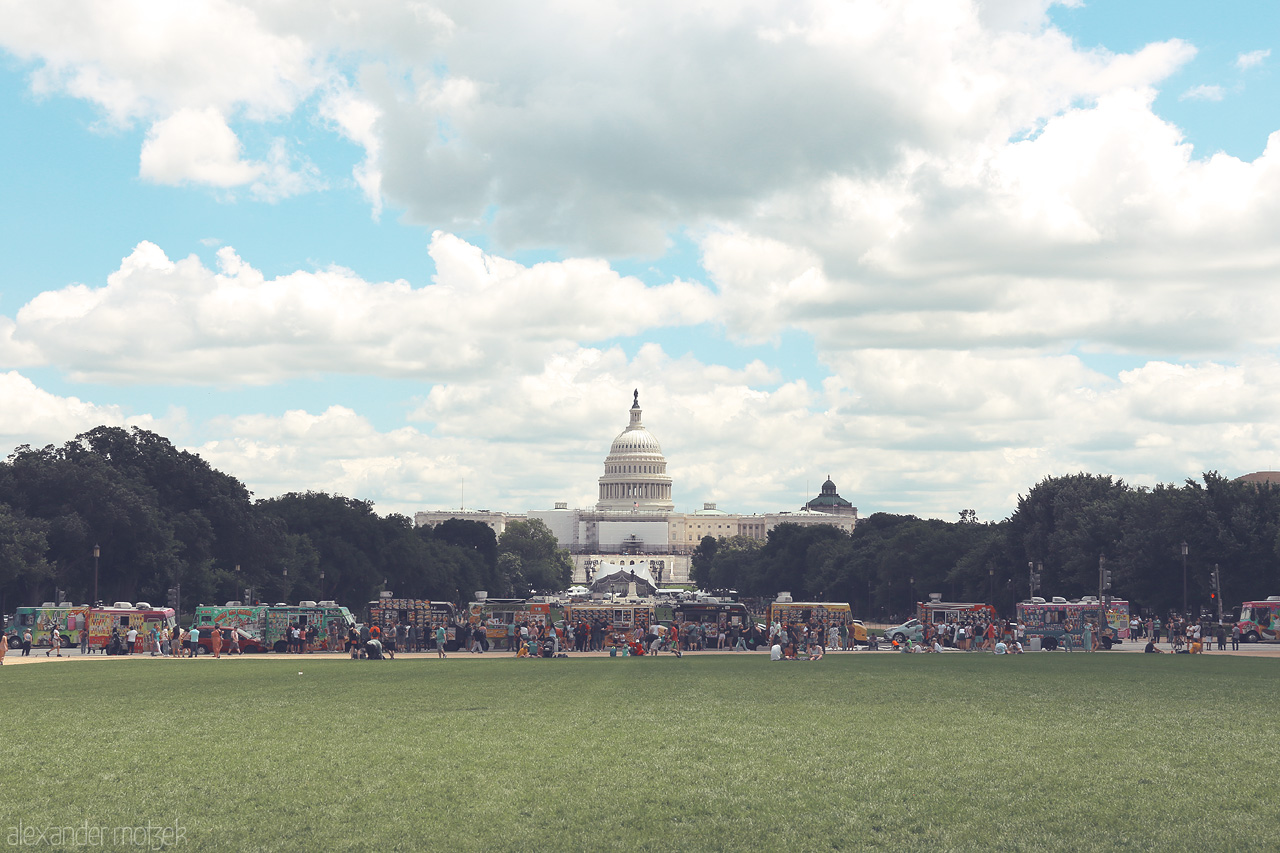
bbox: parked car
[884,618,925,645]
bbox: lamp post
[988,568,994,609]
[93,544,100,606]
[1181,541,1188,617]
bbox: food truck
[1235,596,1280,642]
[6,603,90,648]
[916,600,997,626]
[1016,597,1130,649]
[561,601,654,646]
[368,598,459,651]
[88,603,178,652]
[194,601,355,652]
[767,600,868,646]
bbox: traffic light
[1209,565,1220,600]
[167,586,179,610]
[1102,569,1112,591]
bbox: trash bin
[1029,638,1042,651]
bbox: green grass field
[4,653,1277,852]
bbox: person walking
[46,626,61,657]
[435,624,447,658]
[0,632,8,665]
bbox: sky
[1,0,1279,523]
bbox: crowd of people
[4,608,1257,664]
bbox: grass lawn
[3,653,1277,852]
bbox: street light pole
[93,544,100,605]
[1181,541,1188,618]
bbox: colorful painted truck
[1016,597,1130,650]
[368,598,459,651]
[561,601,653,646]
[768,601,868,646]
[466,598,561,651]
[89,603,178,652]
[1236,596,1280,642]
[6,602,175,652]
[6,604,89,648]
[916,600,998,626]
[193,601,355,652]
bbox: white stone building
[416,390,858,586]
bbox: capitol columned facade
[415,390,858,586]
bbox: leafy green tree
[690,535,719,586]
[498,519,572,594]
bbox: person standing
[21,628,32,656]
[80,627,90,655]
[187,625,199,657]
[126,625,138,654]
[210,625,223,658]
[0,632,7,665]
[1082,620,1092,653]
[1231,622,1241,650]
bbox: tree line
[693,472,1280,620]
[0,426,571,616]
[3,427,1276,621]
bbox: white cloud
[139,108,322,199]
[699,88,1280,357]
[140,108,264,188]
[1237,49,1270,70]
[0,371,151,450]
[318,83,384,215]
[1180,84,1225,101]
[0,0,1198,250]
[4,234,717,385]
[0,0,321,124]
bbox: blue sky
[2,1,1279,522]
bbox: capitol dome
[596,390,674,512]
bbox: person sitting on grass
[1010,639,1024,654]
[1144,639,1163,653]
[931,638,944,653]
[1188,639,1203,655]
[994,639,1008,654]
[770,642,782,661]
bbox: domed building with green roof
[804,477,857,516]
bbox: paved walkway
[4,642,1279,665]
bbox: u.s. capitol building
[415,391,858,585]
